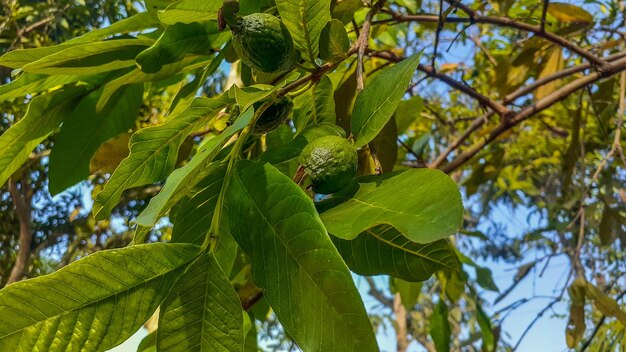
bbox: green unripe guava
[299,135,358,195]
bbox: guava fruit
[299,135,358,194]
[253,96,293,134]
[219,0,297,73]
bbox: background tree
[0,0,625,351]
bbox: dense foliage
[0,0,625,351]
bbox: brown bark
[394,293,409,352]
[6,177,33,285]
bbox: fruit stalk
[218,0,241,31]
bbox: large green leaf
[157,253,243,352]
[66,12,161,44]
[318,169,463,242]
[136,22,229,73]
[332,225,459,281]
[171,166,226,245]
[0,243,200,351]
[97,55,213,111]
[21,39,153,75]
[48,84,143,195]
[0,74,86,102]
[0,88,84,187]
[133,107,253,228]
[158,0,222,25]
[169,166,239,273]
[276,0,331,63]
[351,53,420,147]
[0,44,82,68]
[93,95,231,220]
[223,160,379,352]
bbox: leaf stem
[203,102,274,252]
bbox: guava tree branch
[441,54,626,173]
[430,51,626,168]
[6,176,33,285]
[378,9,609,68]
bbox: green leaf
[168,164,239,274]
[351,53,421,147]
[157,253,243,352]
[457,252,499,292]
[395,95,423,133]
[548,2,593,25]
[158,0,223,25]
[243,312,258,351]
[97,55,213,111]
[391,278,422,311]
[48,84,143,195]
[318,168,463,242]
[332,225,459,281]
[429,300,451,352]
[232,84,278,113]
[171,166,227,245]
[136,22,229,73]
[293,75,335,132]
[223,160,379,352]
[0,73,86,102]
[22,39,153,75]
[0,88,84,187]
[331,0,362,24]
[66,12,161,44]
[0,243,200,351]
[93,95,231,220]
[276,0,331,63]
[0,44,82,69]
[319,19,350,63]
[133,106,252,228]
[137,331,157,352]
[475,302,495,352]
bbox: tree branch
[441,54,626,173]
[394,293,409,352]
[540,0,549,33]
[429,51,626,168]
[6,176,33,285]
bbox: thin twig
[377,10,609,68]
[355,0,385,91]
[540,0,549,33]
[432,0,445,70]
[512,269,572,351]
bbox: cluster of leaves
[0,0,473,351]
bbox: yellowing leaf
[565,279,586,348]
[536,46,563,99]
[90,132,132,174]
[548,3,593,25]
